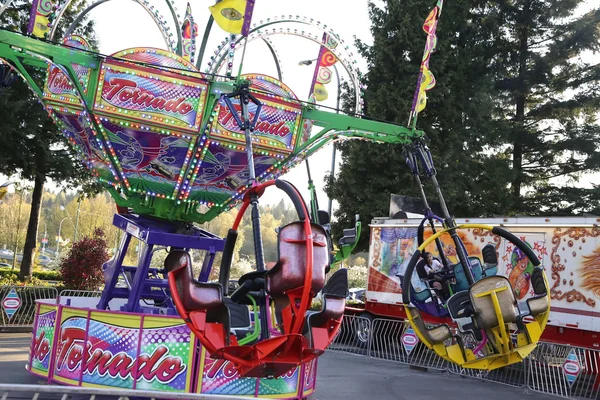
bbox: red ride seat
[168,219,336,378]
[168,249,322,378]
[166,251,232,352]
[267,221,329,334]
[304,268,349,350]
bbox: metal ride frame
[0,20,428,379]
[0,28,424,319]
[0,0,551,381]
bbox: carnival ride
[0,0,551,395]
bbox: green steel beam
[304,108,420,141]
[0,29,100,68]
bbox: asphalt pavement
[0,332,555,399]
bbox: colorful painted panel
[111,48,198,72]
[53,307,88,385]
[62,35,93,94]
[50,110,119,186]
[187,140,278,204]
[198,351,300,397]
[94,61,208,132]
[27,0,55,38]
[42,36,93,107]
[302,359,318,395]
[200,356,257,395]
[137,317,194,392]
[209,75,302,153]
[547,227,599,310]
[30,303,57,377]
[81,313,140,388]
[368,227,418,299]
[502,233,546,300]
[245,74,298,100]
[43,64,84,108]
[257,367,299,396]
[51,307,194,391]
[366,225,549,306]
[99,119,195,198]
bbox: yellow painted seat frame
[403,223,551,371]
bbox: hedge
[0,267,62,281]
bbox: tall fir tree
[326,0,510,251]
[488,0,600,214]
[0,0,98,279]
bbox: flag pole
[236,0,256,80]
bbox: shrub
[0,268,61,282]
[59,228,109,290]
[33,270,62,281]
[347,265,368,289]
[0,272,50,287]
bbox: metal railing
[368,318,449,370]
[2,287,599,400]
[527,342,600,399]
[328,314,371,356]
[0,286,58,328]
[329,315,600,400]
[57,289,102,299]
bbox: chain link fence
[329,315,600,400]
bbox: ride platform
[27,296,318,398]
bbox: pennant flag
[181,3,198,62]
[27,0,56,38]
[209,0,256,36]
[308,33,339,104]
[409,0,444,123]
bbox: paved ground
[0,332,555,399]
[312,352,555,400]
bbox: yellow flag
[209,0,248,35]
[416,66,435,113]
[0,186,8,201]
[31,15,50,38]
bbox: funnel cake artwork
[550,227,600,307]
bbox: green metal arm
[334,216,362,264]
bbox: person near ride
[422,252,451,299]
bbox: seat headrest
[416,260,428,280]
[322,268,349,298]
[482,244,498,264]
[164,250,191,273]
[531,267,547,296]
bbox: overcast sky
[87,0,376,209]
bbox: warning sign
[402,326,419,355]
[563,349,581,386]
[2,288,21,320]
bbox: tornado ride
[0,0,550,396]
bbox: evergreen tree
[489,0,600,214]
[0,0,98,279]
[327,0,509,251]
